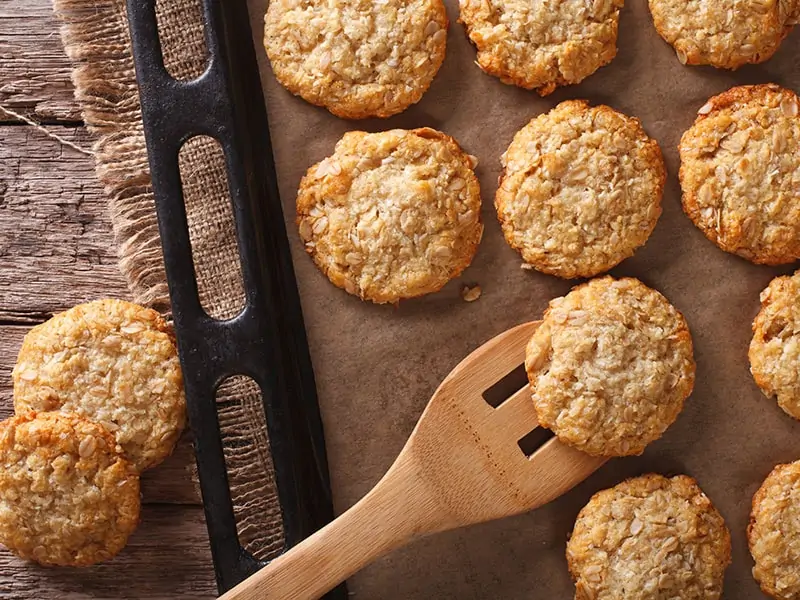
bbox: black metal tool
[126,0,344,596]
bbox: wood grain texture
[0,0,79,122]
[0,505,216,599]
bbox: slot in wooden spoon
[220,321,607,600]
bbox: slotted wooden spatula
[220,321,607,600]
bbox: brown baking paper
[247,1,800,597]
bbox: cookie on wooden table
[525,276,695,457]
[749,459,800,600]
[296,128,483,304]
[0,412,140,567]
[264,0,447,119]
[750,270,800,420]
[679,84,800,264]
[496,100,665,279]
[649,0,795,69]
[458,0,623,95]
[568,474,731,600]
[13,299,186,472]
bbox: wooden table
[0,2,217,597]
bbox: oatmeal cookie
[264,0,447,119]
[568,474,731,600]
[679,84,800,264]
[296,128,483,304]
[0,412,140,567]
[749,460,800,599]
[525,277,695,457]
[496,100,665,279]
[750,270,800,420]
[13,299,186,472]
[458,0,623,95]
[649,0,795,69]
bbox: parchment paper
[248,1,800,596]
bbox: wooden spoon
[220,321,607,600]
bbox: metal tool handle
[126,1,344,595]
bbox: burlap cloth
[54,0,800,597]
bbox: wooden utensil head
[399,321,607,532]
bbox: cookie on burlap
[749,460,800,599]
[648,0,795,69]
[525,277,695,457]
[264,0,447,119]
[496,100,665,278]
[13,299,186,472]
[458,0,623,95]
[296,128,483,304]
[679,84,800,265]
[568,474,731,600]
[0,412,140,567]
[750,270,800,420]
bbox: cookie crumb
[461,284,482,302]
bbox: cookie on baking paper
[749,460,800,600]
[525,276,695,457]
[296,128,483,304]
[750,270,800,420]
[458,0,623,95]
[679,84,800,265]
[496,100,665,279]
[0,412,140,567]
[568,474,731,600]
[13,299,186,472]
[264,0,447,119]
[648,0,795,69]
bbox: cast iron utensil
[126,0,344,596]
[220,321,608,600]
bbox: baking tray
[126,0,346,596]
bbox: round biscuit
[496,100,665,279]
[649,0,795,69]
[525,276,695,457]
[568,474,731,600]
[679,84,800,265]
[749,460,800,599]
[296,128,483,304]
[13,299,186,472]
[264,0,447,119]
[458,0,623,95]
[0,412,140,567]
[750,270,800,420]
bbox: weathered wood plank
[0,505,216,599]
[0,125,130,321]
[0,0,80,122]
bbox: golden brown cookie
[297,128,483,304]
[568,474,731,600]
[649,0,795,69]
[496,100,665,279]
[264,0,447,119]
[750,270,800,420]
[458,0,623,95]
[13,299,186,472]
[525,277,695,457]
[0,412,140,567]
[749,460,800,599]
[679,84,800,265]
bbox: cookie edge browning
[0,412,141,567]
[12,298,187,472]
[296,127,483,304]
[526,276,696,457]
[495,100,667,279]
[263,0,448,120]
[568,473,732,599]
[678,83,800,265]
[748,461,800,600]
[648,0,793,70]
